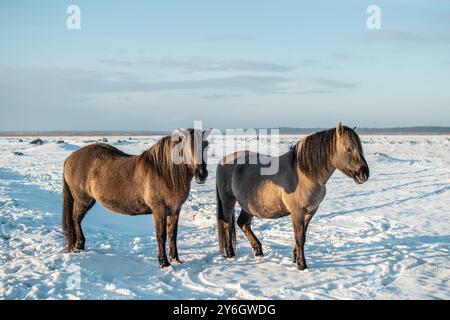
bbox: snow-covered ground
[0,135,449,300]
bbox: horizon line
[0,126,449,137]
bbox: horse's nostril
[361,170,369,182]
[359,166,369,178]
[364,167,370,179]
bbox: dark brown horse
[62,128,210,268]
[216,124,369,270]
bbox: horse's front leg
[291,211,308,270]
[292,211,315,261]
[153,207,170,268]
[167,208,181,263]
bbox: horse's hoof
[222,248,235,259]
[253,248,264,257]
[159,259,171,268]
[67,245,83,253]
[169,257,182,264]
[297,263,308,271]
[74,241,85,252]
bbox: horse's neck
[179,169,194,193]
[291,151,336,187]
[316,166,336,186]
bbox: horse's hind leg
[72,197,95,252]
[237,210,263,257]
[217,191,236,258]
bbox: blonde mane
[145,135,192,192]
[295,129,337,181]
[295,127,363,181]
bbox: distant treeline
[0,131,169,137]
[276,126,450,135]
[0,127,449,136]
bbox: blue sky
[0,0,449,130]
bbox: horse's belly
[235,179,287,219]
[241,198,288,219]
[253,210,290,219]
[96,196,150,216]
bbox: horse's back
[64,143,133,192]
[219,150,259,165]
[217,150,259,186]
[67,143,130,161]
[217,150,296,218]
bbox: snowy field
[0,134,449,300]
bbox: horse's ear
[172,128,186,142]
[336,123,344,137]
[203,128,213,139]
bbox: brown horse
[216,124,369,270]
[62,128,210,268]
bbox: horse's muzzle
[195,168,208,184]
[354,166,369,184]
[195,177,206,184]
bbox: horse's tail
[62,173,75,252]
[216,185,236,257]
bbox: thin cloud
[361,29,450,45]
[329,52,354,61]
[200,35,254,42]
[200,93,243,100]
[0,65,358,122]
[271,77,358,95]
[311,78,358,90]
[0,65,292,94]
[300,58,320,66]
[87,75,292,94]
[432,12,450,25]
[99,57,295,73]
